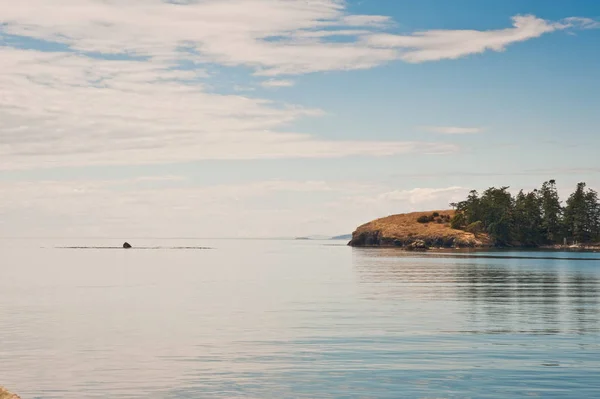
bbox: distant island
[349,180,600,250]
[331,234,352,240]
[295,234,352,241]
[295,235,330,240]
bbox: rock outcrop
[0,387,21,399]
[348,210,491,249]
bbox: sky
[1,0,599,238]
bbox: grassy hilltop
[348,210,491,248]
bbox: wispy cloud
[260,79,295,88]
[0,47,458,170]
[377,187,467,205]
[366,15,598,63]
[420,126,485,135]
[562,17,600,30]
[0,2,595,171]
[0,3,594,75]
[0,0,400,76]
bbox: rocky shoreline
[348,230,489,249]
[0,387,20,399]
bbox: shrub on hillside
[450,213,466,229]
[417,215,431,224]
[466,221,484,234]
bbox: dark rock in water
[123,242,132,249]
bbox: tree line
[450,180,600,247]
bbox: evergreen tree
[512,190,528,243]
[450,180,599,246]
[450,190,480,229]
[564,183,589,243]
[562,183,600,243]
[584,188,600,242]
[513,190,543,246]
[476,186,514,245]
[539,180,562,243]
[463,190,481,225]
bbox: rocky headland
[348,210,491,249]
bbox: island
[349,180,600,250]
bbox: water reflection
[353,249,600,335]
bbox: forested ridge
[450,180,600,247]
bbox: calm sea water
[1,238,599,398]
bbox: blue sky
[0,0,599,238]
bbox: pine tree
[539,180,562,243]
[513,189,543,246]
[478,186,514,245]
[450,180,598,246]
[450,190,480,228]
[512,190,528,243]
[564,183,590,243]
[584,188,600,242]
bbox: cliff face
[348,210,491,249]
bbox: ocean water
[1,238,599,398]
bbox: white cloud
[0,47,457,170]
[341,15,393,27]
[0,0,401,76]
[421,126,484,135]
[562,17,600,30]
[233,85,256,92]
[321,186,471,229]
[0,3,595,171]
[260,79,295,88]
[378,187,467,205]
[365,15,595,63]
[0,3,594,75]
